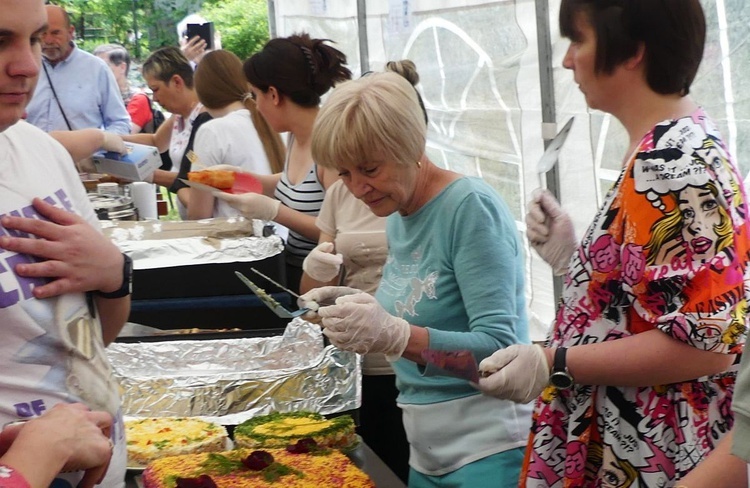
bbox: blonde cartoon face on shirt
[677,184,725,258]
[646,182,731,265]
[587,443,637,488]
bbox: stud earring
[416,160,422,169]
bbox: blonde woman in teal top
[299,71,532,487]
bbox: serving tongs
[235,269,311,319]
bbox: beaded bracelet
[0,464,31,488]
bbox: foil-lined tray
[101,218,283,270]
[107,319,361,424]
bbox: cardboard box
[92,142,161,181]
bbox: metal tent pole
[357,0,369,74]
[535,0,563,301]
[267,0,277,38]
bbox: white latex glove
[303,242,344,282]
[297,285,361,322]
[101,131,127,155]
[214,192,280,221]
[476,344,550,403]
[318,293,411,359]
[525,188,577,275]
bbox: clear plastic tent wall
[268,0,750,341]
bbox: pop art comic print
[521,109,750,488]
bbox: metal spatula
[235,271,310,319]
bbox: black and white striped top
[274,142,325,267]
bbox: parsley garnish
[201,454,244,474]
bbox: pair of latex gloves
[299,189,576,402]
[475,188,577,402]
[298,286,411,360]
[300,284,553,402]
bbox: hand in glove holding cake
[526,188,577,275]
[317,292,411,360]
[214,192,281,221]
[303,242,344,282]
[476,344,551,403]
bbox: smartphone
[186,22,214,50]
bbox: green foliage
[54,0,133,44]
[199,0,270,60]
[50,0,269,61]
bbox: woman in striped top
[217,33,351,292]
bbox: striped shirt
[274,138,326,267]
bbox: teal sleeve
[425,188,528,369]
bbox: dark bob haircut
[559,0,705,96]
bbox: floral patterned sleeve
[616,113,750,354]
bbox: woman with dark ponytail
[214,33,351,292]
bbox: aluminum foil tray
[107,319,361,424]
[102,217,283,270]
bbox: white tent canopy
[268,0,750,341]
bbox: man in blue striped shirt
[25,5,130,135]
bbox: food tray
[107,319,361,424]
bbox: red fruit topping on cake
[286,438,318,454]
[241,451,274,471]
[175,475,217,488]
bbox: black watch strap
[549,346,574,389]
[95,253,133,299]
[553,346,568,373]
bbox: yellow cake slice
[125,417,229,467]
[141,447,374,488]
[233,412,356,450]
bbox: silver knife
[537,117,574,188]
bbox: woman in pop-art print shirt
[476,1,750,486]
[523,111,750,487]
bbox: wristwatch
[549,347,574,389]
[95,253,133,299]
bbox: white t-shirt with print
[0,121,125,487]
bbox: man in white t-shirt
[0,1,131,486]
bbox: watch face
[549,371,574,389]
